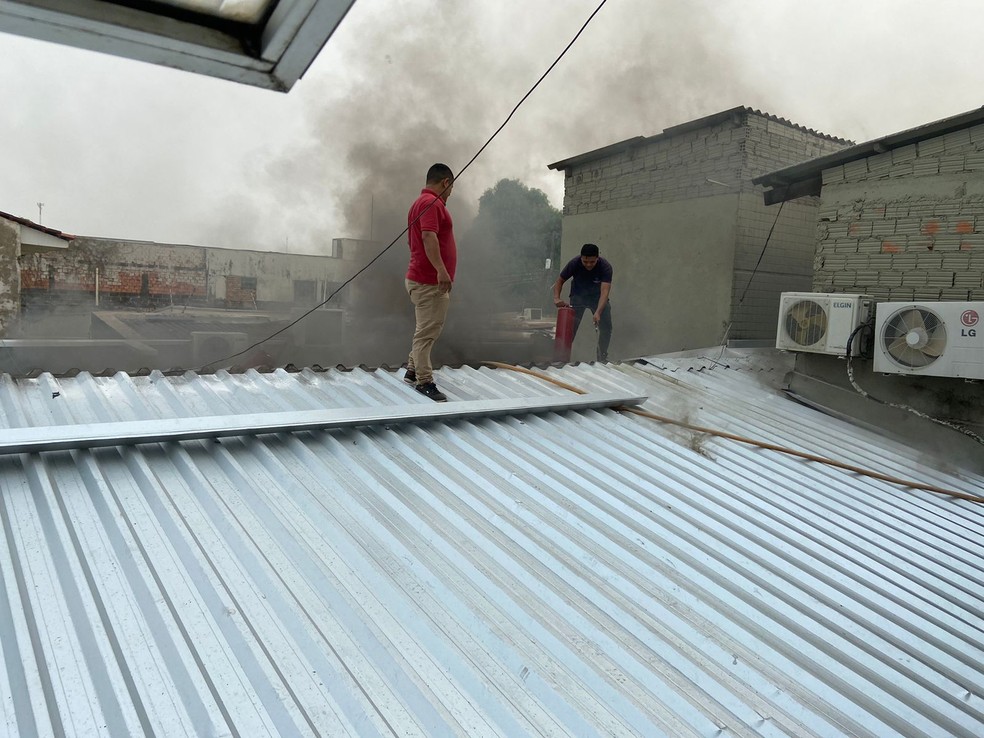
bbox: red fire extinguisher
[554,305,575,362]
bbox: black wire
[199,0,611,371]
[845,319,873,360]
[737,199,785,308]
[715,198,786,351]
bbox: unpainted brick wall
[224,275,257,307]
[814,123,984,301]
[561,115,748,215]
[19,238,208,303]
[729,116,850,338]
[729,195,821,338]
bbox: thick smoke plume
[201,0,758,367]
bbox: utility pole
[37,202,43,223]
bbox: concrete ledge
[786,354,984,474]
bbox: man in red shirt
[403,163,457,402]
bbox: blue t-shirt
[560,256,613,304]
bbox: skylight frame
[0,0,356,92]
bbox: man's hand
[592,311,601,326]
[554,298,569,308]
[437,267,452,294]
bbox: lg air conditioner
[873,301,984,379]
[776,292,873,356]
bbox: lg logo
[961,309,979,337]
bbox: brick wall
[561,113,748,215]
[19,238,207,306]
[814,123,984,301]
[562,111,847,215]
[730,115,851,338]
[224,275,257,307]
[729,195,822,337]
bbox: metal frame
[0,0,356,91]
[0,392,647,455]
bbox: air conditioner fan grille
[784,299,828,346]
[882,308,947,367]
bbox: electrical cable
[843,320,984,446]
[482,360,984,504]
[198,0,611,372]
[715,199,786,359]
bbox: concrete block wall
[557,109,852,349]
[0,219,18,334]
[741,115,847,180]
[729,115,851,338]
[561,114,748,216]
[729,195,821,338]
[814,123,984,301]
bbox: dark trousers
[571,300,612,361]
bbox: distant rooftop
[0,209,74,242]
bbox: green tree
[461,178,561,311]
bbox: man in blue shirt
[552,243,614,362]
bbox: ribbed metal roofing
[1,352,982,737]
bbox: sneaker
[415,381,447,402]
[403,367,417,384]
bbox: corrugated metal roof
[1,353,983,737]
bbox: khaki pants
[406,279,450,384]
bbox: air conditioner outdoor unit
[873,301,984,379]
[522,307,543,321]
[775,292,873,356]
[191,331,249,366]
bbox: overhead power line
[199,0,611,371]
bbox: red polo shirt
[406,188,456,284]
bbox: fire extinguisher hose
[481,361,984,505]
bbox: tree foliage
[460,178,561,310]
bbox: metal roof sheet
[1,352,982,737]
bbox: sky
[1,0,983,255]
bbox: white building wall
[205,248,355,304]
